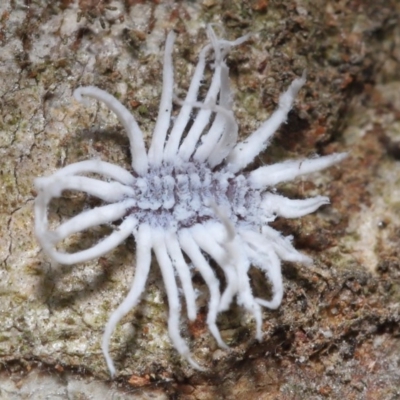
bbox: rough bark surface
[0,0,399,398]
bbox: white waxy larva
[34,25,346,377]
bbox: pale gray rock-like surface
[0,0,399,398]
[0,368,168,400]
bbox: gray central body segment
[125,161,263,229]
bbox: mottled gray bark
[0,0,399,398]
